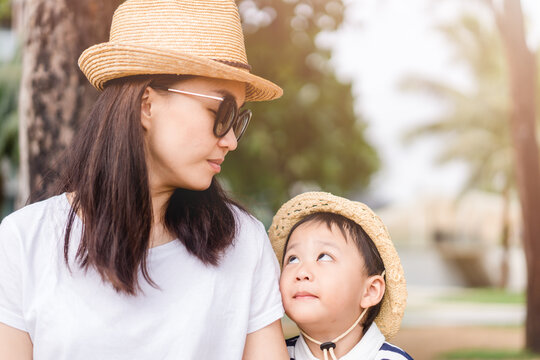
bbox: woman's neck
[149,188,175,248]
[302,324,364,360]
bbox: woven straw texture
[78,0,282,102]
[269,192,407,340]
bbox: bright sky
[322,0,540,204]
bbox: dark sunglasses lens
[214,98,236,137]
[234,110,252,140]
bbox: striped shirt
[286,323,413,360]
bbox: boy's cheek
[281,297,295,321]
[278,278,292,307]
[278,273,289,293]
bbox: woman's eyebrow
[214,89,245,108]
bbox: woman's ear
[360,275,386,309]
[140,87,152,130]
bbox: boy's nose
[295,266,313,281]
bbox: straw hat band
[79,43,278,101]
[109,0,248,65]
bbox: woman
[0,0,289,359]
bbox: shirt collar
[294,323,386,360]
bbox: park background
[0,0,538,359]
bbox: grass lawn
[440,349,540,360]
[437,288,525,304]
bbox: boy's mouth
[293,291,318,300]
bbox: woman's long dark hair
[56,75,244,295]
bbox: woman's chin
[179,179,213,192]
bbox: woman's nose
[218,127,238,151]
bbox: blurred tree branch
[225,0,380,214]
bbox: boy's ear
[360,275,385,309]
[140,87,153,130]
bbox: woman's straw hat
[269,192,407,339]
[78,0,282,102]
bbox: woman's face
[141,76,246,193]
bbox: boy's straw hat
[78,0,282,102]
[269,191,407,339]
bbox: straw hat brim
[268,192,407,339]
[78,43,283,102]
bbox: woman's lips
[207,159,223,172]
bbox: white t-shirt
[0,194,284,359]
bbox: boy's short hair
[284,212,385,334]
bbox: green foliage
[222,0,379,212]
[440,349,539,360]
[0,0,11,26]
[437,288,525,304]
[0,50,20,166]
[0,45,20,215]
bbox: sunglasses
[156,87,252,141]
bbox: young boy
[269,192,413,360]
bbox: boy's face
[279,220,369,333]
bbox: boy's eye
[317,253,332,261]
[286,255,299,264]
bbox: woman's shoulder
[0,193,71,241]
[230,205,266,236]
[2,194,69,224]
[225,205,271,259]
[0,194,70,273]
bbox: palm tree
[400,13,539,287]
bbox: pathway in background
[395,285,528,358]
[403,286,525,327]
[281,285,528,358]
[393,326,529,360]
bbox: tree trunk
[493,0,540,352]
[17,0,122,205]
[498,185,510,289]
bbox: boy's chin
[287,311,325,331]
[288,309,356,338]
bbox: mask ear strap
[300,307,369,360]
